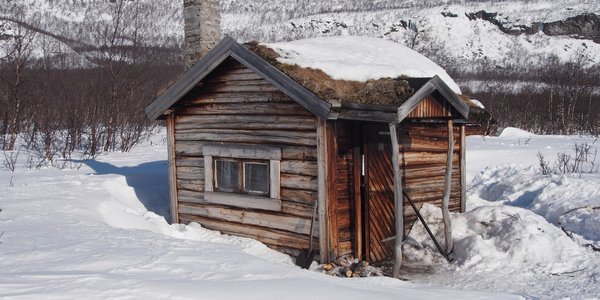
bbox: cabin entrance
[363,124,396,263]
[332,121,396,263]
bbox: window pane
[216,159,239,192]
[244,162,269,195]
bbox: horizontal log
[280,160,318,177]
[203,191,282,212]
[180,214,313,250]
[203,82,281,93]
[177,166,205,180]
[399,152,460,166]
[281,146,318,161]
[181,103,313,116]
[402,165,461,180]
[397,140,461,153]
[185,92,294,105]
[176,157,204,168]
[205,72,265,83]
[175,130,316,147]
[280,188,317,205]
[178,203,316,236]
[177,179,204,192]
[281,173,318,191]
[175,144,318,162]
[175,141,204,156]
[281,201,315,219]
[175,115,317,131]
[177,189,204,203]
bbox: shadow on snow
[79,159,171,221]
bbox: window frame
[203,144,281,212]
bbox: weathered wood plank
[177,189,204,203]
[178,203,315,236]
[460,125,466,213]
[281,173,318,191]
[175,141,204,156]
[180,214,312,250]
[177,179,205,192]
[282,146,318,161]
[176,157,204,168]
[442,120,454,254]
[167,114,179,224]
[181,103,313,116]
[184,92,294,105]
[280,188,317,205]
[280,160,318,176]
[317,118,330,262]
[175,115,317,131]
[175,130,317,147]
[390,122,403,278]
[203,143,282,160]
[204,191,282,212]
[203,82,281,93]
[177,166,205,180]
[281,200,314,219]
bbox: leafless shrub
[537,151,551,175]
[0,0,183,166]
[2,147,20,172]
[538,141,599,175]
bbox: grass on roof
[246,41,415,106]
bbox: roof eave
[396,75,469,123]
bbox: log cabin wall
[397,122,463,234]
[172,58,319,257]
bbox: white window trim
[203,144,281,211]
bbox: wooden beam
[203,144,281,160]
[317,118,331,262]
[352,123,363,260]
[167,114,179,224]
[460,125,466,213]
[442,120,455,254]
[327,122,339,258]
[204,155,214,192]
[389,122,403,278]
[204,191,282,212]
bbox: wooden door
[364,125,396,263]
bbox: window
[243,161,269,195]
[214,158,270,196]
[203,144,281,211]
[215,159,240,192]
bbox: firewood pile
[320,255,384,278]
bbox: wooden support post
[326,122,339,257]
[460,124,466,213]
[389,122,403,278]
[317,118,331,262]
[352,123,363,261]
[442,120,454,254]
[166,113,179,224]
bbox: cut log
[442,120,454,254]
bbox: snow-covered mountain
[1,0,599,73]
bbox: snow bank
[264,36,462,94]
[407,204,585,275]
[498,127,536,139]
[470,165,600,243]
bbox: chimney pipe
[183,0,221,69]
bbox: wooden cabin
[146,36,477,268]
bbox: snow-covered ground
[1,128,599,299]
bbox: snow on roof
[264,36,462,95]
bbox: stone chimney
[183,0,221,69]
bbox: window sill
[204,191,282,212]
